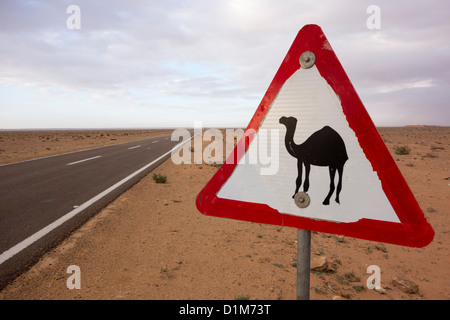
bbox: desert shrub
[424,153,438,158]
[353,285,366,292]
[394,145,410,155]
[152,173,167,184]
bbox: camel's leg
[323,167,336,205]
[303,163,311,192]
[293,160,303,198]
[335,165,344,204]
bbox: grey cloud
[0,0,449,127]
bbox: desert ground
[0,126,448,300]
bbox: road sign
[196,24,434,248]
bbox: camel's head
[279,116,297,128]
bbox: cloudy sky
[0,0,449,129]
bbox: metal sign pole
[296,228,311,300]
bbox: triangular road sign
[196,24,434,248]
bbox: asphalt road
[0,132,191,289]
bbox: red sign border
[196,24,434,248]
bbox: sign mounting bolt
[300,51,315,69]
[294,192,311,209]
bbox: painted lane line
[0,133,198,266]
[0,136,170,168]
[152,141,159,143]
[128,145,141,150]
[67,156,101,166]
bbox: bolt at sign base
[294,192,310,208]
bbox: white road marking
[67,156,101,166]
[128,145,141,150]
[0,136,169,168]
[152,141,159,143]
[0,133,198,266]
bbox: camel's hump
[321,125,336,132]
[305,126,347,149]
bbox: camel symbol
[279,116,348,205]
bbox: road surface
[0,132,191,289]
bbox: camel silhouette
[279,116,348,205]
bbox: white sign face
[217,65,400,224]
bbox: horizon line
[1,124,448,131]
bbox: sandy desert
[0,126,448,300]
